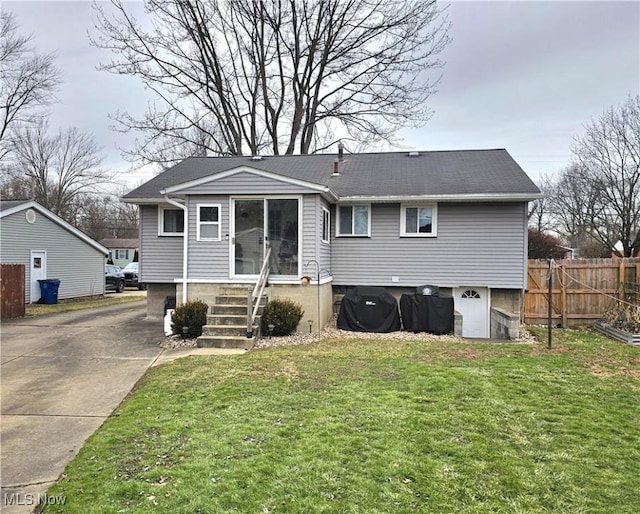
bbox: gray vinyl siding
[0,211,105,302]
[300,195,317,276]
[185,194,320,280]
[331,202,527,289]
[140,205,184,282]
[178,171,319,195]
[187,195,229,280]
[291,195,331,280]
[320,198,332,277]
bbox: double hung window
[197,204,221,241]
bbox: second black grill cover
[400,294,454,334]
[337,286,401,332]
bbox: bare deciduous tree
[528,173,555,232]
[569,95,640,257]
[0,12,61,160]
[91,0,451,164]
[546,164,595,245]
[3,121,108,221]
[77,193,139,241]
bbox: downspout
[164,195,188,304]
[521,202,529,323]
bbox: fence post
[561,262,567,328]
[636,263,640,304]
[548,259,553,349]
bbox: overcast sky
[5,0,639,190]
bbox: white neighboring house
[100,238,139,268]
[0,200,108,302]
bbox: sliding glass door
[233,199,264,276]
[232,198,299,277]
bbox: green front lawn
[42,329,639,513]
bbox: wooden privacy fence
[524,258,640,327]
[1,264,25,320]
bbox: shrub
[171,299,209,338]
[261,298,304,336]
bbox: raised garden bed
[594,320,640,346]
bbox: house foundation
[156,282,523,339]
[146,283,177,319]
[176,281,334,334]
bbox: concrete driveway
[1,300,163,513]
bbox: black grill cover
[337,287,401,332]
[400,294,454,334]
[416,284,439,296]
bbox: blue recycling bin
[38,279,61,304]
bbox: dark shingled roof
[0,199,32,212]
[123,149,540,200]
[99,238,139,249]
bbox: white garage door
[454,287,489,338]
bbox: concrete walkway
[0,301,243,513]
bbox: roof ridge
[185,148,507,160]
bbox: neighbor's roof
[0,199,108,255]
[0,199,32,212]
[123,149,541,202]
[100,238,139,249]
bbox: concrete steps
[196,288,266,349]
[196,335,256,349]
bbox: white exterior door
[454,286,489,338]
[30,250,47,303]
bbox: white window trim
[321,206,331,244]
[158,206,185,236]
[197,203,222,241]
[400,203,437,237]
[336,204,371,237]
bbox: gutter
[164,195,188,304]
[337,193,543,203]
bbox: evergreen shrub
[171,299,209,338]
[261,298,304,336]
